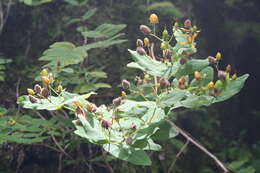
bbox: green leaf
[180,94,215,108]
[103,144,152,165]
[214,74,249,102]
[152,121,179,141]
[81,8,97,21]
[158,89,188,108]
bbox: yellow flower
[144,37,150,46]
[27,88,35,95]
[216,52,222,61]
[149,13,159,24]
[207,81,214,90]
[41,69,48,76]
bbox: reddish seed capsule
[218,70,227,80]
[178,84,186,90]
[126,136,132,145]
[29,95,37,103]
[184,19,192,29]
[178,76,186,85]
[40,88,49,98]
[140,25,152,35]
[122,79,130,89]
[159,77,170,88]
[179,57,186,65]
[136,39,144,47]
[34,84,42,94]
[86,103,97,113]
[208,56,217,65]
[113,97,122,107]
[134,76,143,85]
[136,46,146,55]
[101,120,111,129]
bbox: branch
[166,120,229,173]
[167,140,189,173]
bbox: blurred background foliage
[0,0,260,172]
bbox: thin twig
[167,140,189,173]
[166,120,229,173]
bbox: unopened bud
[216,52,222,61]
[122,79,130,89]
[179,57,186,65]
[29,95,37,103]
[149,13,159,24]
[218,70,227,80]
[178,76,186,85]
[41,88,49,98]
[194,71,201,80]
[136,39,143,47]
[215,80,223,90]
[41,69,48,76]
[226,64,231,72]
[121,91,127,97]
[207,81,214,90]
[184,19,192,29]
[144,37,150,46]
[27,88,35,95]
[42,76,50,85]
[232,74,237,80]
[126,136,132,145]
[208,56,217,65]
[159,77,170,88]
[101,120,111,129]
[113,97,122,107]
[140,25,152,35]
[136,46,146,55]
[160,42,166,49]
[57,85,63,93]
[162,28,169,40]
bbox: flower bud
[207,81,214,90]
[29,95,37,103]
[226,64,231,72]
[140,25,152,35]
[216,52,222,61]
[41,69,48,76]
[149,13,159,24]
[232,73,237,80]
[208,56,217,65]
[136,39,144,47]
[136,46,146,55]
[194,71,201,80]
[164,49,172,59]
[160,42,166,49]
[126,136,132,145]
[178,76,186,85]
[184,19,192,29]
[41,76,50,85]
[86,103,97,113]
[218,70,227,80]
[179,57,186,65]
[122,79,130,89]
[113,97,122,107]
[34,84,42,94]
[27,88,35,95]
[162,29,169,40]
[144,37,150,46]
[40,88,49,98]
[101,120,111,129]
[121,91,127,97]
[57,84,63,93]
[159,77,170,88]
[174,22,179,28]
[215,80,223,90]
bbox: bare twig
[166,120,229,173]
[102,149,114,173]
[167,140,189,173]
[0,0,12,35]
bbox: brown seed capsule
[113,97,122,107]
[159,77,170,88]
[184,19,192,29]
[178,76,186,85]
[122,79,130,89]
[194,71,201,80]
[179,57,186,65]
[136,39,144,47]
[140,25,152,35]
[75,119,82,126]
[136,46,146,55]
[126,136,132,145]
[164,49,172,59]
[41,88,49,98]
[208,56,217,65]
[34,84,42,94]
[226,64,231,72]
[76,106,86,117]
[29,95,37,103]
[101,120,111,129]
[218,70,227,80]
